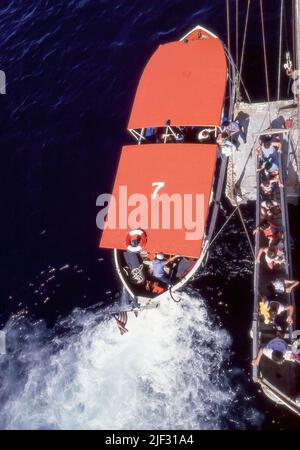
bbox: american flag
[114,311,128,335]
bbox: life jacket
[146,280,164,294]
[264,226,280,239]
[264,227,274,238]
[152,282,164,294]
[259,300,271,324]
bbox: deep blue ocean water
[0,0,299,430]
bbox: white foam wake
[0,292,261,429]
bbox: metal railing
[252,153,261,381]
[278,149,296,339]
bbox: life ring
[125,229,147,253]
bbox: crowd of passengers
[251,134,300,372]
[141,117,245,149]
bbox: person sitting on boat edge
[252,336,295,366]
[255,246,285,270]
[260,199,281,221]
[152,253,179,286]
[269,278,299,295]
[260,296,294,325]
[256,134,282,160]
[253,219,282,242]
[216,131,236,156]
[260,179,274,199]
[260,177,283,200]
[257,159,282,181]
[256,136,283,180]
[221,117,245,145]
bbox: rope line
[235,199,255,259]
[235,0,239,100]
[224,45,237,116]
[168,287,181,303]
[260,0,270,104]
[207,206,238,250]
[236,0,239,71]
[292,0,298,103]
[277,0,284,101]
[239,0,251,101]
[226,0,231,57]
[282,0,291,61]
[226,0,232,103]
[291,0,296,77]
[232,59,252,103]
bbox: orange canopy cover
[99,144,217,258]
[128,37,227,129]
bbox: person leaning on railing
[261,297,294,325]
[252,335,297,367]
[270,278,299,295]
[256,134,284,188]
[255,246,285,270]
[255,134,282,160]
[253,219,282,242]
[259,200,281,220]
[257,162,284,187]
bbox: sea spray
[0,292,261,429]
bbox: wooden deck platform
[226,100,300,205]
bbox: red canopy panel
[99,144,217,258]
[127,37,227,129]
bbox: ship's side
[252,136,300,416]
[221,0,300,415]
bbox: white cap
[156,253,164,260]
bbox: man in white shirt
[271,278,299,295]
[264,299,294,325]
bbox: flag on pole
[114,311,128,335]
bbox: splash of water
[0,292,262,430]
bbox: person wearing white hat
[152,253,179,286]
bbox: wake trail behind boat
[0,292,262,430]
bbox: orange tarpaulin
[127,38,227,129]
[99,144,217,258]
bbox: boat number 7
[152,181,165,199]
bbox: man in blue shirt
[221,117,246,145]
[256,134,282,168]
[152,253,178,286]
[252,336,294,366]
